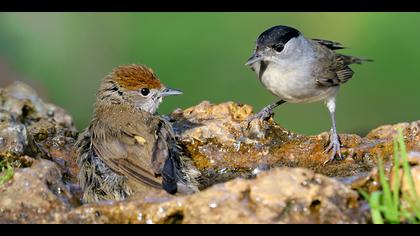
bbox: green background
[0,13,419,136]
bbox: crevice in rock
[162,211,184,224]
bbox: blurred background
[0,13,419,136]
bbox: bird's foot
[323,130,343,164]
[246,106,274,129]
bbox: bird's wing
[314,56,355,87]
[151,117,181,194]
[311,40,370,87]
[91,112,163,189]
[312,38,346,50]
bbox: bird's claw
[246,107,274,129]
[323,131,343,164]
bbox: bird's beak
[161,87,183,97]
[245,53,263,66]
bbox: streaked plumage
[76,64,199,203]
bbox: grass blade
[397,129,417,199]
[361,128,420,224]
[377,156,398,221]
[392,138,401,217]
[370,191,385,224]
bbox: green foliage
[0,160,14,185]
[361,129,420,224]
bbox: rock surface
[0,82,78,183]
[169,101,420,189]
[0,159,79,223]
[0,82,419,224]
[60,168,368,224]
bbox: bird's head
[98,64,182,114]
[245,25,303,68]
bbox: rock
[0,81,78,183]
[0,121,42,162]
[60,168,368,224]
[1,81,419,224]
[169,101,420,189]
[403,151,420,199]
[407,166,420,199]
[0,159,79,223]
[407,151,420,166]
[0,81,81,223]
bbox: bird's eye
[272,44,284,52]
[140,88,150,97]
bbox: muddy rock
[1,81,419,224]
[0,81,78,182]
[60,168,368,224]
[402,151,420,199]
[169,101,420,189]
[408,166,420,198]
[0,159,79,223]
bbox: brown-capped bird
[76,64,199,203]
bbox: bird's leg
[248,100,286,124]
[324,97,343,163]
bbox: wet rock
[342,121,420,193]
[169,102,420,189]
[401,152,420,199]
[408,166,420,198]
[0,159,79,223]
[60,168,368,224]
[0,81,78,183]
[0,121,42,162]
[0,81,419,224]
[407,151,420,166]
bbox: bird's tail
[339,54,374,65]
[159,118,201,195]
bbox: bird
[76,64,199,203]
[245,25,371,162]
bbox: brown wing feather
[151,118,178,174]
[152,117,182,194]
[110,158,161,188]
[335,66,354,84]
[311,40,364,87]
[92,133,162,189]
[91,106,164,189]
[151,125,169,174]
